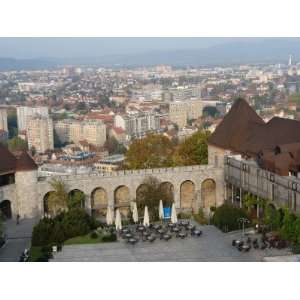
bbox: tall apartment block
[27,116,54,153]
[17,106,49,132]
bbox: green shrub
[102,233,117,242]
[31,208,98,247]
[192,208,208,225]
[90,231,98,239]
[178,211,192,219]
[211,203,249,232]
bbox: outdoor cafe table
[163,234,171,241]
[128,238,137,245]
[125,233,133,239]
[153,224,161,230]
[157,229,165,235]
[173,227,180,233]
[122,229,130,234]
[187,225,195,230]
[137,226,145,232]
[178,232,186,239]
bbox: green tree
[280,209,296,241]
[203,106,219,118]
[263,204,282,231]
[173,130,210,166]
[47,178,69,216]
[124,134,175,169]
[7,136,28,152]
[68,190,85,210]
[136,176,173,221]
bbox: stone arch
[159,181,174,205]
[43,191,56,216]
[114,185,130,217]
[136,184,149,203]
[180,180,195,211]
[201,178,216,209]
[91,187,108,217]
[68,189,85,209]
[0,200,12,219]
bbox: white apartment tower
[54,119,106,146]
[27,116,54,153]
[17,106,49,132]
[0,108,8,132]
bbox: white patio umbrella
[171,203,178,224]
[143,206,150,227]
[115,209,122,231]
[159,200,164,220]
[132,202,139,223]
[106,206,113,226]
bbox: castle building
[2,98,300,220]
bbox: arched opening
[114,185,130,217]
[0,200,12,219]
[68,189,85,209]
[180,180,195,211]
[136,184,149,203]
[43,191,56,216]
[159,182,174,206]
[201,179,216,209]
[91,187,108,217]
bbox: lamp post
[238,217,250,238]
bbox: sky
[0,37,246,59]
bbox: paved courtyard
[51,225,292,262]
[0,218,37,262]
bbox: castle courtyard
[51,225,291,262]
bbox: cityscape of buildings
[0,57,300,176]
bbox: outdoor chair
[232,239,236,246]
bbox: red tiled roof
[15,151,38,172]
[0,144,17,175]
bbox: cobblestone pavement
[51,225,292,262]
[0,218,38,262]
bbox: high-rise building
[17,106,49,132]
[169,99,203,128]
[0,108,8,132]
[27,116,54,153]
[54,119,106,146]
[114,112,160,138]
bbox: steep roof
[15,151,38,172]
[208,98,264,152]
[0,144,17,175]
[239,117,300,156]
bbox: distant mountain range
[1,39,300,70]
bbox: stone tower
[14,151,39,218]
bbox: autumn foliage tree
[173,130,210,166]
[124,134,175,169]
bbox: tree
[105,136,126,155]
[47,178,69,216]
[124,134,175,169]
[173,130,210,166]
[280,209,296,241]
[136,176,173,221]
[7,136,28,152]
[7,109,18,138]
[68,190,85,210]
[263,204,282,231]
[203,106,219,118]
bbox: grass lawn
[64,233,104,245]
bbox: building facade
[114,112,160,139]
[54,119,106,146]
[0,108,8,132]
[17,106,49,132]
[27,116,54,153]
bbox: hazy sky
[0,37,245,59]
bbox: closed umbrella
[159,200,164,220]
[132,202,139,223]
[106,206,113,226]
[171,203,177,224]
[115,209,122,231]
[143,206,150,227]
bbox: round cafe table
[173,227,180,233]
[178,232,186,239]
[125,233,133,239]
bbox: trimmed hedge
[212,204,249,232]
